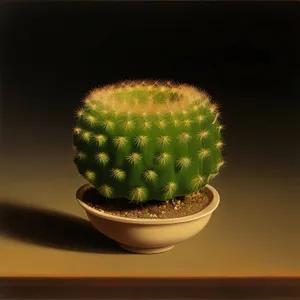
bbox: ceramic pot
[76,184,220,254]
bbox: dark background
[1,1,300,179]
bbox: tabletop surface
[1,154,299,278]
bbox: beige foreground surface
[0,157,299,278]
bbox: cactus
[73,80,224,203]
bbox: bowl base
[119,243,175,254]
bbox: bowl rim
[76,183,220,225]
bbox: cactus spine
[73,80,224,202]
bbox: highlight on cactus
[73,80,224,203]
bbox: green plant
[73,80,224,202]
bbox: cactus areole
[73,80,224,203]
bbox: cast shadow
[0,199,129,254]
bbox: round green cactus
[73,80,224,202]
